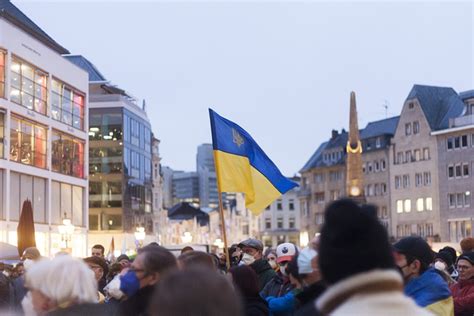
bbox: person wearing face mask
[393,236,454,315]
[434,250,457,286]
[260,243,297,316]
[450,252,474,316]
[118,244,177,316]
[238,238,276,290]
[265,249,279,272]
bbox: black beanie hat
[435,250,454,267]
[393,236,434,267]
[440,246,457,265]
[318,199,395,285]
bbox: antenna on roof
[142,99,146,111]
[383,100,389,118]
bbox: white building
[0,1,89,257]
[258,180,301,248]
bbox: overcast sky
[15,1,474,176]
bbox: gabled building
[390,85,464,241]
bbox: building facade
[66,55,155,253]
[434,91,474,242]
[258,181,301,248]
[0,1,89,257]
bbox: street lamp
[181,231,193,244]
[134,226,146,248]
[213,238,224,249]
[58,214,75,253]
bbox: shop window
[10,116,47,169]
[51,79,85,130]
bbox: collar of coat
[316,269,403,315]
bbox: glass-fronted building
[0,2,89,257]
[66,55,154,247]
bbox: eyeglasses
[457,265,472,271]
[129,267,145,273]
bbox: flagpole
[213,151,231,271]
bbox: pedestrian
[316,199,431,315]
[177,251,215,270]
[264,248,279,272]
[116,254,131,269]
[22,255,112,315]
[294,247,326,316]
[12,247,43,312]
[180,246,194,255]
[393,236,454,315]
[450,252,474,316]
[460,238,474,254]
[229,244,243,267]
[118,244,177,316]
[238,238,276,290]
[434,249,457,285]
[83,256,108,302]
[149,267,242,316]
[90,244,109,292]
[261,242,297,315]
[229,265,269,316]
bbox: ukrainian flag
[209,109,298,215]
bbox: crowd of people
[1,198,474,315]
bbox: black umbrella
[17,199,36,257]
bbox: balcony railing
[450,114,474,128]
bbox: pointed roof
[63,55,107,82]
[0,0,69,54]
[405,84,465,131]
[168,202,209,226]
[459,89,474,101]
[360,116,399,139]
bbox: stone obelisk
[346,92,365,202]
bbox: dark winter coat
[118,285,154,316]
[450,278,474,316]
[260,272,293,299]
[46,303,117,316]
[294,281,325,316]
[250,259,276,291]
[244,296,269,316]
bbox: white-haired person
[22,255,114,316]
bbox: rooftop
[63,55,107,82]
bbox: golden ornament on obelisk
[346,92,365,201]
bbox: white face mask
[280,266,287,276]
[241,253,256,266]
[434,261,447,271]
[268,260,277,269]
[104,274,125,300]
[23,259,34,270]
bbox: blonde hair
[25,255,98,306]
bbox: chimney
[331,129,339,139]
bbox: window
[0,50,4,98]
[289,218,295,229]
[448,165,454,179]
[413,121,420,134]
[52,130,85,178]
[426,197,432,211]
[10,57,48,115]
[454,137,460,149]
[277,200,282,210]
[405,123,412,136]
[375,137,381,148]
[447,138,454,150]
[417,198,424,212]
[397,152,404,164]
[423,172,431,186]
[51,79,85,129]
[457,193,464,207]
[10,116,47,168]
[408,102,414,109]
[395,176,401,189]
[0,111,4,158]
[314,173,324,183]
[9,172,47,223]
[367,185,373,196]
[461,135,468,148]
[381,206,388,218]
[381,183,387,195]
[316,213,324,225]
[455,164,462,178]
[374,161,380,172]
[402,174,410,188]
[265,218,271,229]
[463,163,469,177]
[367,163,373,173]
[415,173,422,187]
[423,148,430,160]
[465,192,471,207]
[374,184,380,196]
[314,192,325,204]
[289,199,294,211]
[449,194,456,208]
[302,200,309,217]
[405,151,412,162]
[381,159,386,170]
[397,200,403,213]
[414,149,421,161]
[0,170,3,220]
[277,218,283,229]
[404,199,411,212]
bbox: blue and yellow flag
[209,109,298,215]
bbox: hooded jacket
[251,259,276,291]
